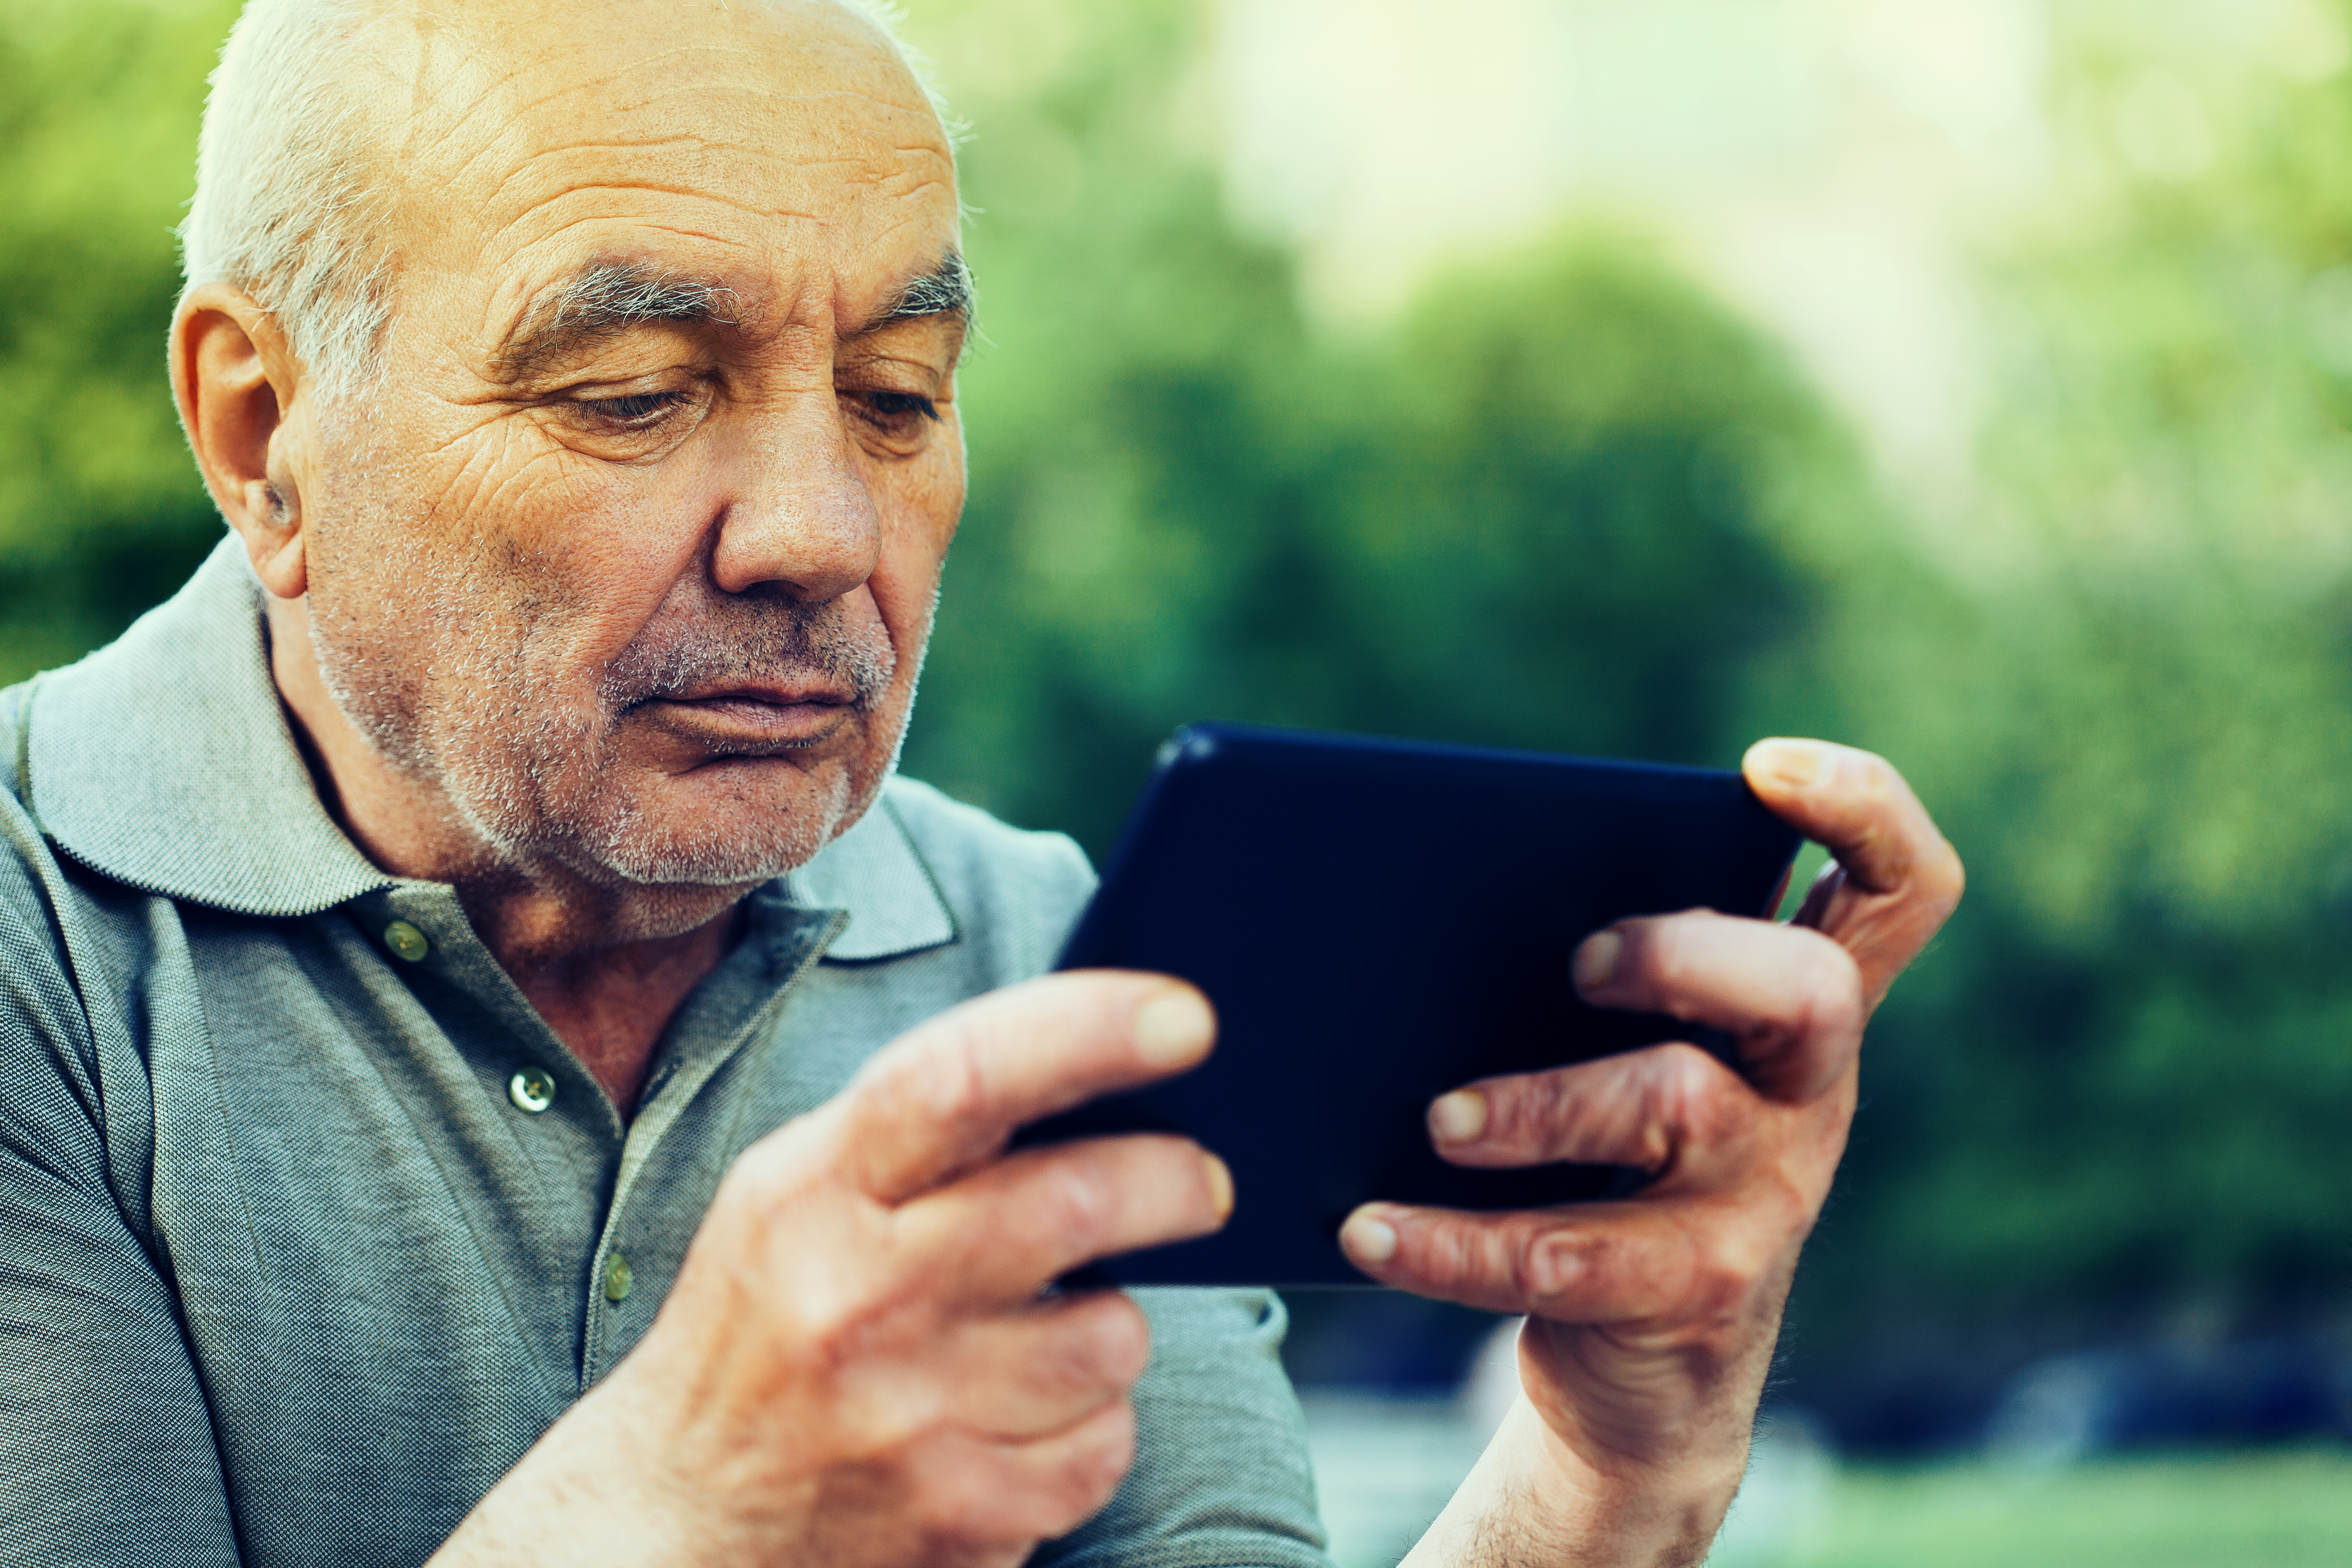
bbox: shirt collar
[23,534,958,959]
[27,535,390,916]
[787,796,958,959]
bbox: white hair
[179,0,397,393]
[178,0,952,395]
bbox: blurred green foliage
[4,0,2349,1405]
[0,0,233,671]
[1780,1,2352,1363]
[906,0,1873,852]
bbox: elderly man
[0,1,1960,1565]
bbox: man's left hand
[1340,738,1963,1568]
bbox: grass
[1299,1390,2352,1568]
[1790,1449,2352,1568]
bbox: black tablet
[1014,722,1803,1288]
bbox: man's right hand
[431,972,1230,1568]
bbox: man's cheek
[506,506,704,672]
[408,424,548,541]
[866,519,952,662]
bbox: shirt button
[383,920,430,962]
[603,1252,634,1303]
[507,1068,557,1114]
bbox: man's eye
[576,389,692,426]
[855,390,940,424]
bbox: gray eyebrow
[493,263,740,383]
[493,252,972,383]
[862,251,973,334]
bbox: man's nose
[707,393,882,602]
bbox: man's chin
[567,752,882,890]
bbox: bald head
[181,0,953,392]
[171,0,975,896]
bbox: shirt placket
[349,882,848,1387]
[579,903,846,1382]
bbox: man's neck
[265,594,743,1116]
[493,903,743,1114]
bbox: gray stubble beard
[307,504,909,894]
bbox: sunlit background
[6,0,2352,1562]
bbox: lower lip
[644,696,854,747]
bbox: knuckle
[1486,1070,1570,1153]
[1685,1182,1810,1310]
[1639,911,1734,1020]
[1853,748,1898,799]
[1823,946,1867,1030]
[1044,1405,1137,1533]
[836,1372,941,1457]
[1671,1222,1764,1327]
[1520,1226,1601,1304]
[794,1282,900,1377]
[1049,1295,1150,1389]
[1791,936,1865,1043]
[921,1019,995,1128]
[1088,1295,1153,1383]
[1692,1204,1789,1312]
[1652,1044,1739,1150]
[858,1011,997,1135]
[1511,1231,1553,1301]
[1413,1217,1484,1297]
[912,1442,1059,1547]
[1637,923,1692,1000]
[1925,837,1967,908]
[1685,1256,1754,1326]
[1036,1157,1117,1243]
[913,1474,1006,1548]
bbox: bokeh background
[6,0,2352,1561]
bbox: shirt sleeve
[1038,1288,1333,1568]
[0,845,242,1567]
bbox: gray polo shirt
[0,539,1328,1568]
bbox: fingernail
[1571,929,1622,994]
[1339,1207,1398,1265]
[1748,739,1827,792]
[1429,1088,1488,1145]
[1200,1152,1235,1220]
[1133,988,1214,1068]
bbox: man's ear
[173,283,315,599]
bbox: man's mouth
[636,681,864,752]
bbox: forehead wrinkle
[490,38,771,116]
[483,161,834,226]
[498,82,940,151]
[476,123,948,229]
[469,153,950,284]
[386,13,949,227]
[481,36,943,150]
[470,201,825,315]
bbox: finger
[1424,1042,1761,1175]
[830,972,1216,1202]
[1743,738,1965,1008]
[941,1293,1153,1440]
[1336,1188,1808,1324]
[904,1398,1139,1550]
[897,1134,1234,1302]
[1566,911,1864,1102]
